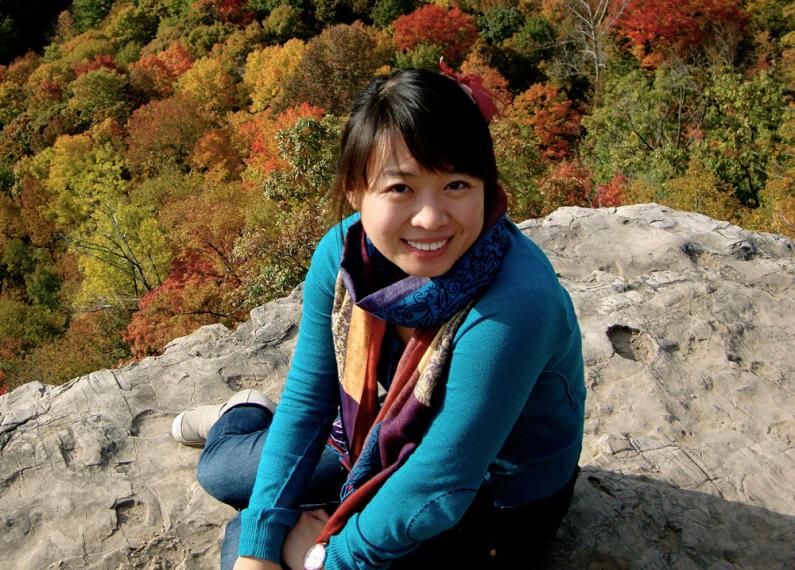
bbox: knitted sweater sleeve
[324,264,578,569]
[237,226,344,562]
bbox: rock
[1,205,793,569]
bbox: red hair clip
[438,57,499,124]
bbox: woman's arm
[233,558,282,570]
[236,226,346,563]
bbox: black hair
[331,68,498,218]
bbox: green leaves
[263,115,342,205]
[581,66,698,185]
[699,68,784,206]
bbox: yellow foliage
[622,179,659,204]
[781,31,795,91]
[73,203,172,309]
[59,31,115,67]
[662,158,741,222]
[175,56,238,116]
[741,169,795,237]
[24,61,72,108]
[243,39,306,113]
[47,134,94,196]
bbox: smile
[405,239,449,251]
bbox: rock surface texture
[1,204,793,569]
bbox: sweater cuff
[325,532,354,570]
[238,506,300,562]
[324,514,394,570]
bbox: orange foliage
[240,103,326,185]
[3,52,42,84]
[129,42,195,97]
[510,83,582,162]
[615,0,750,68]
[126,93,212,174]
[73,54,121,77]
[393,5,479,64]
[18,175,57,247]
[596,174,626,207]
[460,52,513,111]
[122,250,240,357]
[537,160,595,214]
[190,129,244,178]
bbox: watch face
[304,543,327,570]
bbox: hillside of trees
[0,0,792,393]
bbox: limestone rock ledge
[1,204,793,569]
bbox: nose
[411,198,449,230]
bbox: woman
[173,67,585,569]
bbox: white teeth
[407,239,448,251]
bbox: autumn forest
[0,0,792,393]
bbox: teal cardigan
[238,216,585,569]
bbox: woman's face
[349,137,485,278]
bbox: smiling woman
[351,137,485,278]
[173,68,585,570]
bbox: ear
[346,191,361,211]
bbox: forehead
[367,133,416,175]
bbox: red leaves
[614,0,750,67]
[122,250,232,358]
[537,160,595,214]
[393,5,479,63]
[193,0,254,26]
[73,55,121,78]
[596,174,626,207]
[241,103,326,182]
[129,42,195,97]
[511,83,582,162]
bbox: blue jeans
[198,405,578,569]
[196,405,347,570]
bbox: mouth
[404,238,450,252]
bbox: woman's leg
[196,404,348,567]
[196,404,273,509]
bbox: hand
[282,509,330,570]
[232,556,282,570]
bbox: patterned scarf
[316,188,509,545]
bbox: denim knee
[196,450,240,505]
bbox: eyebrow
[380,168,419,177]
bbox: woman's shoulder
[492,221,566,297]
[308,213,360,281]
[467,221,577,334]
[315,213,360,261]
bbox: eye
[387,183,411,194]
[445,180,471,191]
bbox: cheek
[359,202,396,240]
[458,199,485,235]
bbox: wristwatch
[304,543,327,570]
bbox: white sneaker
[171,389,276,447]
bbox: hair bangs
[332,69,498,219]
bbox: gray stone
[2,205,794,569]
